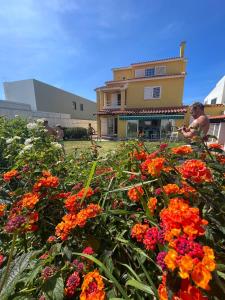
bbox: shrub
[64,127,88,140]
[0,118,225,300]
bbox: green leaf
[80,160,97,204]
[0,252,34,300]
[126,279,154,295]
[217,271,225,281]
[43,275,64,300]
[120,263,141,281]
[108,179,157,193]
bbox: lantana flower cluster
[55,187,102,240]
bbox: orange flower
[131,150,147,161]
[158,284,168,300]
[55,213,77,240]
[179,159,212,184]
[131,223,149,242]
[127,186,144,202]
[65,195,79,213]
[76,204,102,227]
[191,262,212,290]
[148,157,165,177]
[0,204,6,217]
[158,274,168,300]
[163,184,180,195]
[77,187,94,199]
[202,246,216,272]
[208,143,223,150]
[216,154,225,164]
[176,280,209,300]
[179,181,196,197]
[178,255,194,279]
[21,193,39,209]
[160,198,207,240]
[164,249,178,271]
[171,145,193,155]
[33,175,59,191]
[3,169,18,182]
[80,270,105,300]
[147,197,157,214]
[42,170,52,177]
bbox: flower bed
[0,117,225,299]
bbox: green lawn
[64,140,183,155]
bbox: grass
[64,140,183,155]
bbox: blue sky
[0,0,225,104]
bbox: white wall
[0,100,96,129]
[4,80,37,110]
[204,76,225,105]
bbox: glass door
[127,120,138,138]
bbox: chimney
[179,41,186,57]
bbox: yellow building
[95,42,188,139]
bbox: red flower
[179,160,212,184]
[3,169,18,182]
[65,271,80,297]
[131,223,149,242]
[83,247,94,255]
[143,227,159,250]
[127,186,144,202]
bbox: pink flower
[82,246,94,255]
[65,271,80,297]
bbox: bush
[0,119,225,300]
[64,127,88,140]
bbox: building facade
[4,79,96,120]
[204,76,225,105]
[96,42,187,139]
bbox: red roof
[97,106,188,115]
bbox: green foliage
[0,117,225,299]
[64,127,88,140]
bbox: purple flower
[4,215,26,233]
[41,266,54,281]
[157,229,166,244]
[157,251,167,271]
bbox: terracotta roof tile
[97,106,188,116]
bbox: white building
[204,76,225,105]
[0,79,97,130]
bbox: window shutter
[155,66,166,75]
[135,69,145,78]
[144,87,153,99]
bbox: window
[155,66,166,75]
[117,93,121,106]
[153,87,160,98]
[144,86,161,100]
[122,76,126,80]
[80,103,84,111]
[211,98,217,104]
[106,97,111,106]
[72,101,76,110]
[145,68,155,77]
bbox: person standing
[179,102,210,139]
[88,123,95,142]
[43,119,57,138]
[55,124,65,154]
[55,124,64,142]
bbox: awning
[119,114,184,121]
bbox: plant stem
[0,232,17,294]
